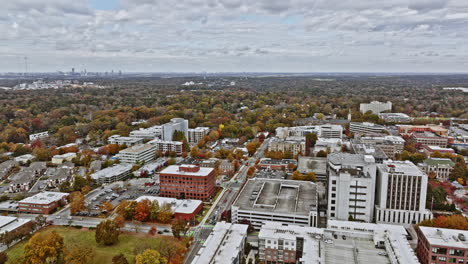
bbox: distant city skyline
[1,0,468,73]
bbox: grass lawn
[6,226,173,264]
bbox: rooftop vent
[459,233,466,241]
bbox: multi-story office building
[162,118,189,141]
[192,222,248,264]
[258,222,323,264]
[159,165,216,201]
[327,153,377,222]
[18,192,68,214]
[350,122,387,135]
[231,178,319,230]
[358,135,405,158]
[107,135,144,146]
[378,113,413,123]
[187,127,210,144]
[269,136,306,156]
[90,164,133,184]
[148,139,183,155]
[319,124,343,139]
[375,160,432,226]
[351,143,388,163]
[411,131,449,148]
[116,144,156,164]
[416,226,468,264]
[129,125,162,139]
[419,158,455,182]
[360,101,392,114]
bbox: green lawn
[6,226,168,264]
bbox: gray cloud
[0,0,467,72]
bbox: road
[183,138,270,264]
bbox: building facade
[350,122,387,135]
[162,118,189,141]
[269,137,306,156]
[327,153,377,222]
[148,139,183,155]
[107,135,144,146]
[416,226,468,264]
[358,135,405,159]
[116,144,156,164]
[375,160,432,226]
[360,101,392,114]
[90,164,133,184]
[129,125,162,139]
[187,127,210,144]
[159,165,216,201]
[420,158,455,182]
[18,192,68,214]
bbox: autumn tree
[419,214,468,230]
[157,203,173,224]
[246,166,256,177]
[23,231,64,264]
[112,253,129,264]
[135,249,167,264]
[316,150,327,157]
[95,220,120,246]
[134,200,151,222]
[149,200,160,221]
[69,191,85,215]
[171,219,188,239]
[64,244,95,264]
[0,252,7,264]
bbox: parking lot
[74,178,161,217]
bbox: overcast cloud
[0,0,467,72]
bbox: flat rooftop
[19,191,68,205]
[233,179,317,215]
[90,164,133,180]
[379,160,425,176]
[328,153,374,167]
[118,143,155,154]
[193,222,248,264]
[135,196,202,214]
[324,236,390,264]
[297,156,327,175]
[160,165,213,177]
[419,226,468,248]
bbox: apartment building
[192,222,248,264]
[419,158,455,182]
[350,122,387,135]
[90,164,133,184]
[116,144,156,164]
[107,135,144,146]
[231,178,319,230]
[416,226,468,264]
[187,127,210,144]
[375,160,432,226]
[162,118,189,141]
[18,192,68,214]
[148,139,183,155]
[159,165,216,201]
[129,125,162,139]
[258,222,323,264]
[360,101,392,114]
[358,135,405,158]
[269,137,306,156]
[327,153,377,222]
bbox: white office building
[148,138,183,155]
[350,122,387,135]
[107,135,144,146]
[269,136,307,156]
[162,118,189,141]
[360,101,392,114]
[192,222,248,264]
[90,164,133,184]
[129,125,162,139]
[187,127,210,144]
[419,158,455,182]
[116,144,156,164]
[327,153,377,222]
[375,160,432,226]
[319,124,343,139]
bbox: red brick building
[159,165,216,201]
[416,226,468,264]
[18,192,68,214]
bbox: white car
[324,239,333,244]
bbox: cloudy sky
[1,0,468,73]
